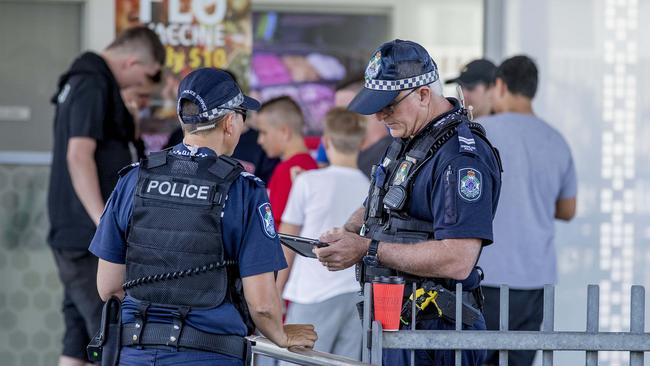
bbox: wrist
[344,222,361,234]
[280,332,289,348]
[363,239,380,266]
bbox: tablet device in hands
[278,234,328,258]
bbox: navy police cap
[177,67,260,125]
[348,39,439,115]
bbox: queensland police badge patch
[258,203,277,238]
[458,168,482,202]
[365,51,382,80]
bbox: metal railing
[247,335,371,366]
[363,283,650,366]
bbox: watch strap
[367,239,379,257]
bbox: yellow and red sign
[116,0,252,87]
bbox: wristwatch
[363,239,380,267]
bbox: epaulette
[457,122,478,155]
[118,162,140,177]
[240,171,265,187]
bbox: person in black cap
[446,59,497,119]
[313,39,502,366]
[89,67,317,365]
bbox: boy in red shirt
[256,96,318,229]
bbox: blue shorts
[119,346,243,366]
[382,316,487,366]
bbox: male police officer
[315,40,502,366]
[89,68,317,365]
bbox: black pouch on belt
[87,296,122,366]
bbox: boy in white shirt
[278,107,370,361]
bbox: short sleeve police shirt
[89,144,287,335]
[406,108,501,245]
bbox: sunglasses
[381,88,418,116]
[225,108,247,122]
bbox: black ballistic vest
[361,108,501,285]
[125,151,243,308]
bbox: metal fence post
[499,284,509,366]
[411,282,417,366]
[542,285,555,366]
[630,286,644,366]
[371,321,383,366]
[586,284,599,366]
[455,283,463,365]
[362,283,372,363]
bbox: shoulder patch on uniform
[457,123,477,154]
[258,203,277,238]
[240,171,265,187]
[118,162,139,177]
[458,167,482,202]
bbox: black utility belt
[122,323,251,361]
[358,263,457,291]
[400,284,481,327]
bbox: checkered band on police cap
[177,91,244,124]
[194,92,244,121]
[364,67,439,91]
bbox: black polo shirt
[47,52,136,250]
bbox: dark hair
[107,26,166,65]
[180,100,226,135]
[258,96,301,114]
[495,55,538,99]
[181,100,200,119]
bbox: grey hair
[428,79,444,96]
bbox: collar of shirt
[170,143,217,158]
[407,97,465,142]
[432,97,464,128]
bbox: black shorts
[482,286,544,366]
[52,248,104,361]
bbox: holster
[87,296,122,366]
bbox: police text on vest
[146,180,210,200]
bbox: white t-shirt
[281,166,370,304]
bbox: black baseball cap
[348,39,440,115]
[177,68,260,126]
[445,59,496,87]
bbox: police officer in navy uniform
[315,40,502,365]
[89,68,317,365]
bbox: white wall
[497,0,649,365]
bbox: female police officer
[89,68,317,365]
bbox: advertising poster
[251,11,388,133]
[115,0,253,151]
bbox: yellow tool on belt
[399,281,482,327]
[400,287,443,326]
